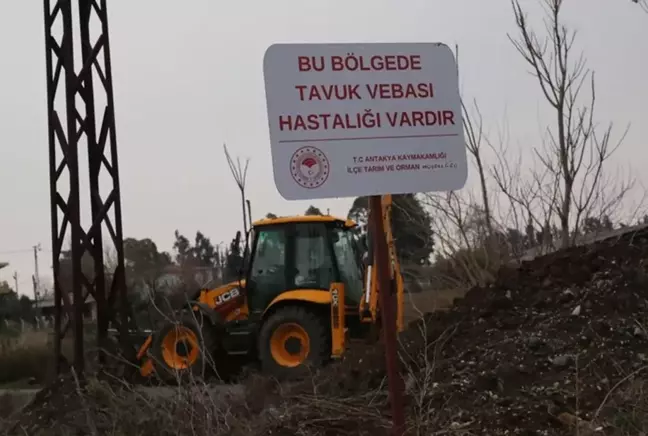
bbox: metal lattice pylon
[43,0,132,376]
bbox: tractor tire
[150,311,220,384]
[258,306,330,379]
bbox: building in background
[33,293,97,321]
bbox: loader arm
[359,195,405,332]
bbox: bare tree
[509,0,630,248]
[420,47,499,280]
[455,44,494,240]
[489,119,561,254]
[421,190,500,289]
[223,143,251,235]
[632,0,648,13]
[462,99,494,239]
[421,97,502,286]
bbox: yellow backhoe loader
[136,195,403,381]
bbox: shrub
[0,331,53,385]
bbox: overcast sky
[0,0,645,296]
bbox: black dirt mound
[311,227,648,434]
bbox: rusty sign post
[263,43,467,435]
[369,195,406,435]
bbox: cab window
[332,228,363,304]
[247,227,288,311]
[293,223,334,290]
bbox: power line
[0,247,52,255]
[0,248,32,255]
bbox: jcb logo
[331,288,340,328]
[215,288,240,306]
[331,288,339,307]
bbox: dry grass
[0,329,80,387]
[0,289,463,388]
[0,331,54,386]
[0,365,437,436]
[2,304,646,435]
[596,378,648,435]
[0,297,463,436]
[0,331,50,351]
[0,365,394,436]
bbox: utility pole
[32,275,37,303]
[33,244,42,302]
[12,271,18,294]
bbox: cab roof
[252,215,356,228]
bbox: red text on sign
[293,82,434,101]
[295,84,361,101]
[346,163,422,174]
[346,160,457,175]
[330,54,421,72]
[354,152,447,164]
[297,54,422,72]
[298,56,325,72]
[385,110,454,128]
[366,83,433,99]
[278,110,382,131]
[277,109,455,132]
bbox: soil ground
[309,227,648,434]
[5,227,648,435]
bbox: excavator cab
[244,216,363,312]
[137,213,402,381]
